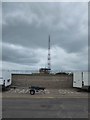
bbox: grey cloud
[2,2,87,53]
[2,21,49,48]
[2,42,39,65]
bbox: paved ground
[2,98,88,118]
[1,88,89,118]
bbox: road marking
[45,90,50,94]
[24,89,29,93]
[4,88,89,99]
[70,92,74,93]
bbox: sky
[1,2,88,72]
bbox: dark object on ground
[30,89,35,95]
[29,86,46,95]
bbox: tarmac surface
[2,98,88,118]
[1,88,89,118]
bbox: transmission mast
[48,35,51,71]
[39,35,51,74]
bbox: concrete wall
[11,74,73,89]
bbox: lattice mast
[48,35,51,70]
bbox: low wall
[11,74,73,89]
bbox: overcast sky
[1,2,88,72]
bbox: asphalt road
[2,98,89,118]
